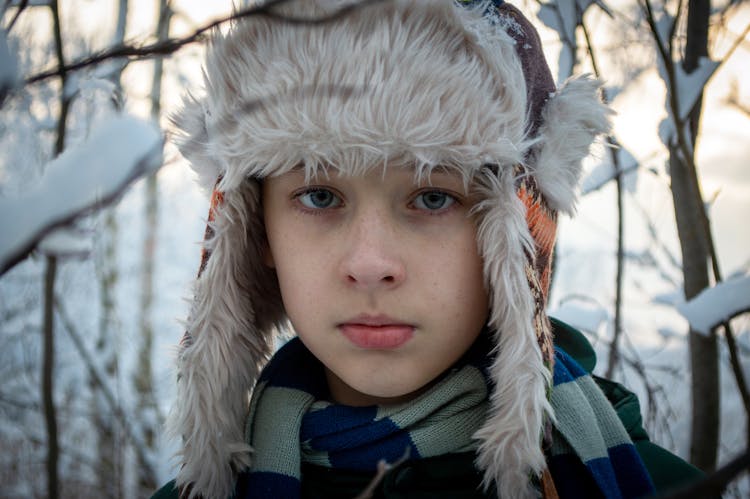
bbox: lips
[338,315,415,349]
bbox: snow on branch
[677,274,750,335]
[648,10,721,148]
[0,115,163,275]
[660,56,720,122]
[537,0,612,82]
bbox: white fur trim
[172,0,532,192]
[472,168,553,499]
[531,75,612,214]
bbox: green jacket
[153,319,702,498]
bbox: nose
[339,206,406,290]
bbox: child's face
[263,166,488,406]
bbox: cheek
[407,234,487,340]
[270,241,334,325]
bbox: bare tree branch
[578,12,628,380]
[23,0,386,87]
[618,333,680,449]
[660,448,750,498]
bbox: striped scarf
[238,336,654,498]
[548,348,655,498]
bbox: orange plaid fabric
[516,173,558,369]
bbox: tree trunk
[674,0,719,472]
[134,0,171,493]
[91,1,129,496]
[94,211,121,498]
[670,148,718,471]
[43,1,68,496]
[42,255,59,499]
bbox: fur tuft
[170,91,226,194]
[531,75,612,214]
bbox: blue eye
[413,191,455,211]
[297,188,342,209]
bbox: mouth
[338,314,415,350]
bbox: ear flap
[472,167,553,499]
[166,183,285,499]
[531,75,612,214]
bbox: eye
[297,188,342,210]
[413,190,456,211]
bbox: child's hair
[167,1,610,497]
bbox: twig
[724,318,750,420]
[578,13,627,380]
[717,21,750,65]
[0,393,39,411]
[353,448,411,499]
[631,199,682,283]
[725,89,750,117]
[24,0,386,86]
[4,0,28,32]
[619,344,678,450]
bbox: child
[155,1,701,497]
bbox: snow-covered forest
[0,0,748,497]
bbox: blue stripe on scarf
[301,404,419,470]
[552,347,587,386]
[609,444,656,498]
[587,457,624,499]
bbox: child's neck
[324,366,434,407]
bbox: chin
[357,379,431,403]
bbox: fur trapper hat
[167,1,611,497]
